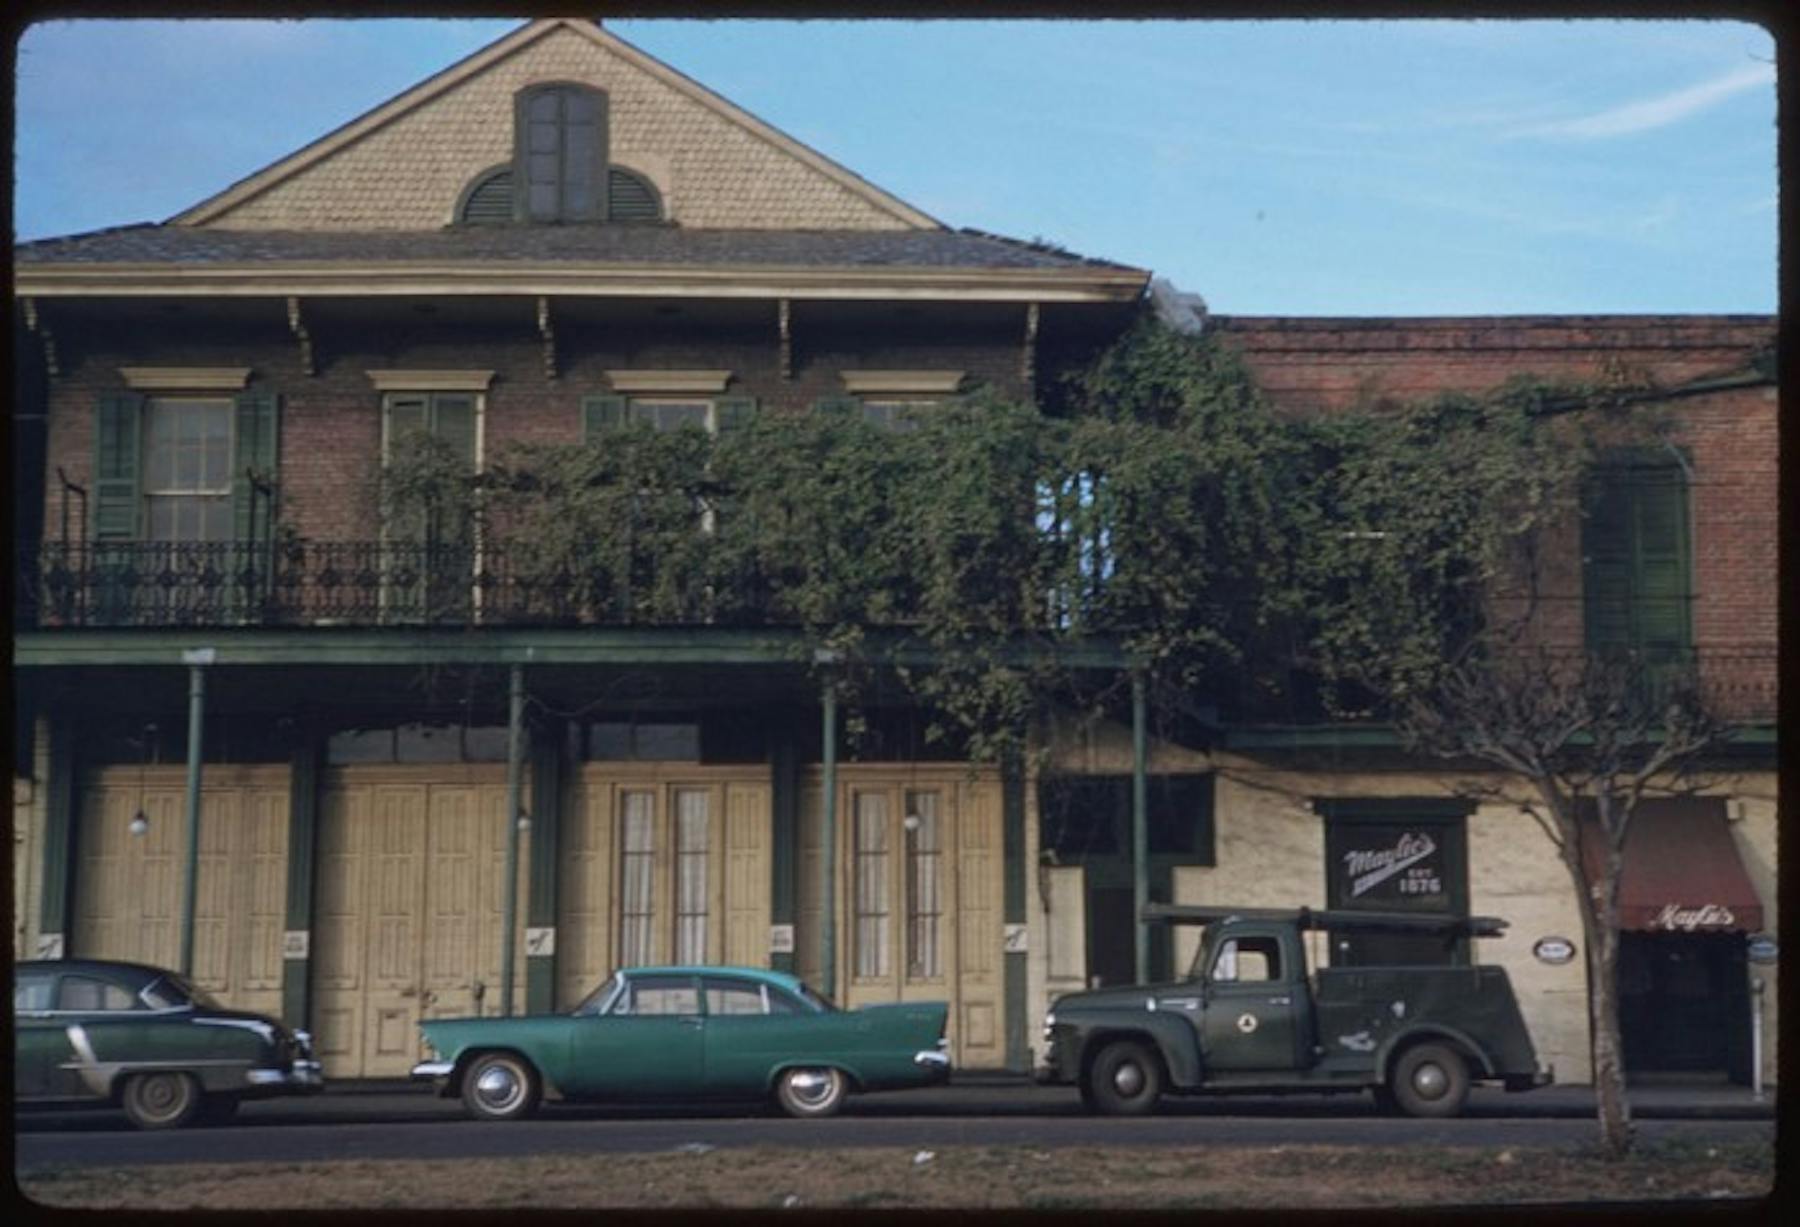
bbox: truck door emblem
[1236,1012,1258,1034]
[1337,1031,1376,1052]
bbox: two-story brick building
[12,18,1776,1087]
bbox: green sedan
[14,959,324,1129]
[412,966,950,1120]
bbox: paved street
[15,1080,1774,1171]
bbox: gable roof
[171,18,940,231]
[14,223,1149,303]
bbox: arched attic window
[515,82,607,222]
[456,164,665,225]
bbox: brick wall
[39,307,1030,543]
[1213,315,1779,721]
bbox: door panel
[73,766,288,1017]
[315,768,522,1078]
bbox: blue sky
[12,18,1776,315]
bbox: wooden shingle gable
[171,18,939,233]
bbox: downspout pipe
[500,665,525,1018]
[821,679,839,999]
[1132,668,1149,984]
[178,655,209,977]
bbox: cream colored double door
[559,766,772,1009]
[314,767,527,1078]
[799,767,1006,1069]
[72,766,289,1019]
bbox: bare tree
[1397,643,1728,1156]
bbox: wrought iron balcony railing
[15,540,1777,725]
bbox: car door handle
[1267,996,1291,1006]
[680,1017,704,1028]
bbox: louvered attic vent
[456,166,664,224]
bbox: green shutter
[431,394,477,466]
[1631,471,1691,651]
[813,396,861,418]
[1582,461,1692,654]
[93,393,144,540]
[232,392,281,543]
[715,396,758,435]
[582,395,628,442]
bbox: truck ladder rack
[1140,903,1508,938]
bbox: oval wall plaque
[1747,934,1778,965]
[1533,936,1576,965]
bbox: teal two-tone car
[411,966,950,1120]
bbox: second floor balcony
[14,537,1778,727]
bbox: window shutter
[582,395,629,442]
[432,394,478,466]
[607,167,662,222]
[1581,476,1633,650]
[715,396,758,435]
[1631,471,1691,652]
[232,392,281,543]
[813,396,861,418]
[461,169,515,224]
[93,393,144,540]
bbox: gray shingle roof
[15,223,1138,272]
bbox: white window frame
[141,395,236,544]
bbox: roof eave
[13,261,1151,304]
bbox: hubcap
[1112,1062,1145,1096]
[475,1064,522,1110]
[142,1076,179,1114]
[1412,1063,1448,1099]
[788,1070,833,1104]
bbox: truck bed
[1309,964,1538,1079]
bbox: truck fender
[1376,1025,1496,1084]
[1077,1014,1205,1088]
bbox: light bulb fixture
[129,811,149,837]
[903,813,922,832]
[516,811,532,833]
[130,722,156,837]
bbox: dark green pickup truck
[1036,905,1552,1117]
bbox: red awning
[1581,798,1764,933]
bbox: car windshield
[145,972,221,1010]
[794,981,835,1012]
[572,973,623,1017]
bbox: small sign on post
[769,924,795,954]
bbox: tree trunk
[1586,909,1633,1156]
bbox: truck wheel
[1086,1041,1164,1116]
[1390,1043,1470,1119]
[461,1052,542,1122]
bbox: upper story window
[516,83,607,222]
[143,398,234,542]
[824,370,967,430]
[1581,449,1692,654]
[90,370,275,547]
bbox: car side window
[57,975,139,1011]
[14,972,55,1011]
[766,987,807,1015]
[622,975,699,1016]
[702,978,767,1016]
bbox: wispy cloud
[1512,62,1773,140]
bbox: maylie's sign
[1648,903,1737,932]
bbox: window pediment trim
[119,367,252,391]
[605,369,732,395]
[839,370,965,395]
[367,369,495,392]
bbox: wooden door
[561,766,770,1010]
[316,768,523,1078]
[73,765,287,1018]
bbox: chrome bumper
[913,1050,952,1074]
[411,1060,455,1080]
[246,1059,324,1091]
